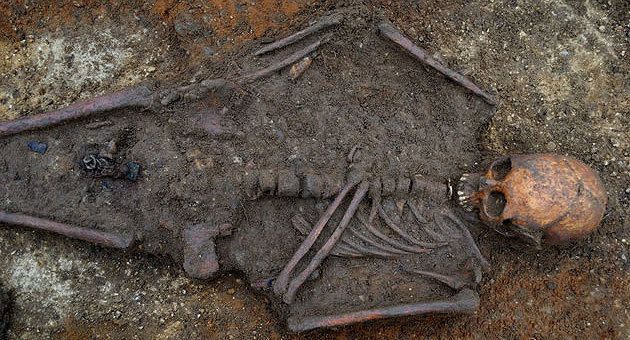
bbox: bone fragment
[253,13,342,56]
[0,210,132,249]
[290,57,313,80]
[0,85,154,137]
[378,21,495,105]
[239,35,330,84]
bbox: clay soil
[0,0,628,339]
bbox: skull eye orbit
[485,191,506,217]
[489,157,512,180]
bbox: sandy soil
[0,0,628,339]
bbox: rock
[123,161,142,182]
[203,47,215,57]
[27,140,48,154]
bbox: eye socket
[489,157,512,180]
[485,191,507,217]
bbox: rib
[239,34,331,84]
[273,180,357,296]
[407,200,447,242]
[288,289,480,332]
[333,243,363,257]
[357,212,432,254]
[0,210,132,249]
[341,234,398,258]
[378,205,447,248]
[406,268,469,290]
[283,181,370,303]
[444,211,491,270]
[253,13,342,56]
[0,84,154,137]
[433,211,460,239]
[378,21,495,105]
[348,226,411,255]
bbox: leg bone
[0,210,132,249]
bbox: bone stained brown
[273,180,358,296]
[378,21,496,105]
[284,181,371,303]
[238,35,330,84]
[253,13,343,56]
[0,37,328,137]
[0,210,132,249]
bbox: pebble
[101,180,113,191]
[203,47,216,57]
[227,288,236,295]
[27,140,48,154]
[124,161,142,182]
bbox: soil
[0,0,628,339]
[0,284,10,338]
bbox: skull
[457,154,607,246]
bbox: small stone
[203,47,215,57]
[227,288,236,295]
[145,66,156,73]
[101,180,112,191]
[290,56,312,80]
[123,161,142,182]
[27,140,48,154]
[545,280,557,290]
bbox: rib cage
[291,197,461,259]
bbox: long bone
[253,13,343,56]
[443,211,491,270]
[283,181,370,303]
[378,21,495,105]
[288,288,480,332]
[273,180,359,296]
[0,85,154,137]
[0,210,132,249]
[238,34,331,84]
[291,215,359,257]
[0,36,330,137]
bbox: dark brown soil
[0,0,627,339]
[0,284,10,339]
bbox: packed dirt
[0,0,628,339]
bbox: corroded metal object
[0,15,607,332]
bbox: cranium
[458,153,607,246]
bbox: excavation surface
[0,0,628,339]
